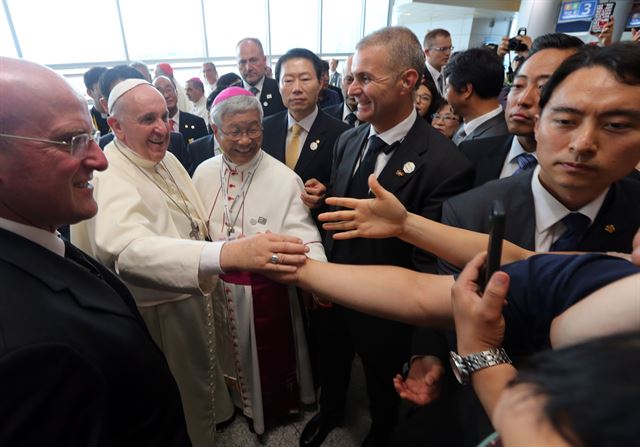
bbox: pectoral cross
[189,220,200,240]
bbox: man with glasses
[236,37,286,117]
[192,87,327,437]
[0,57,192,446]
[423,28,453,96]
[71,79,311,447]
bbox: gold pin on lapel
[395,169,405,177]
[604,224,615,233]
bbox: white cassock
[71,140,234,447]
[191,96,209,124]
[193,149,326,435]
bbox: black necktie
[345,112,358,127]
[349,135,387,199]
[550,213,591,252]
[513,153,537,176]
[64,241,103,279]
[249,87,259,96]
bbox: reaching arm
[320,175,533,268]
[291,258,455,328]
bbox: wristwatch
[449,348,512,385]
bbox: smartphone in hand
[478,200,506,294]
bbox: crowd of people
[1,19,639,447]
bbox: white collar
[342,102,355,120]
[368,109,418,146]
[287,107,318,133]
[531,164,609,234]
[463,106,503,136]
[113,138,163,169]
[426,61,441,78]
[0,216,65,257]
[244,76,265,93]
[506,136,536,164]
[222,149,264,173]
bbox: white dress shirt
[462,106,503,138]
[531,165,608,251]
[499,136,537,178]
[0,217,64,257]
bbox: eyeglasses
[431,113,460,122]
[0,130,101,159]
[431,46,454,53]
[219,127,263,140]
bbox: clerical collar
[222,149,264,173]
[369,108,417,146]
[0,216,65,257]
[114,138,162,169]
[287,106,318,133]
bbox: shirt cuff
[199,240,226,280]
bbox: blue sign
[558,0,598,23]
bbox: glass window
[203,0,267,59]
[269,0,319,55]
[6,0,125,64]
[0,6,18,57]
[321,0,363,53]
[119,0,205,60]
[364,0,389,36]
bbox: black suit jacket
[259,77,286,117]
[453,112,510,145]
[459,134,514,187]
[322,102,343,122]
[262,109,350,187]
[0,229,190,446]
[326,117,474,273]
[99,132,192,173]
[178,111,208,144]
[187,134,217,176]
[442,170,640,255]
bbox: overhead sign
[557,0,598,23]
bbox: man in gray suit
[443,48,509,145]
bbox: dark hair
[528,33,584,58]
[98,65,144,101]
[275,48,323,82]
[423,28,451,48]
[512,331,640,446]
[539,43,640,111]
[83,66,107,90]
[443,47,504,99]
[419,68,443,122]
[206,72,242,111]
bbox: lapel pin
[249,218,257,225]
[266,93,273,99]
[310,141,319,150]
[403,162,415,174]
[604,224,615,233]
[258,216,267,225]
[263,101,268,106]
[395,169,405,177]
[190,125,195,129]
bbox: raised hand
[319,174,408,240]
[451,252,510,356]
